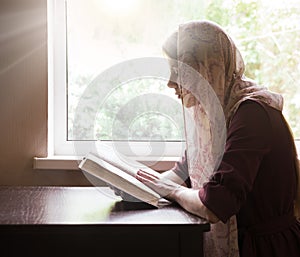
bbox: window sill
[33,156,82,171]
[34,141,299,171]
[33,156,178,172]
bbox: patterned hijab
[163,20,283,256]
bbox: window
[48,0,300,159]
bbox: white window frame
[49,0,97,157]
[38,0,299,170]
[42,0,184,168]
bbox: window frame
[47,0,185,160]
[46,0,299,165]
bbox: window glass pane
[66,0,300,141]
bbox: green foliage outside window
[67,0,300,140]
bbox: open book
[78,145,171,208]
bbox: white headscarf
[163,20,283,257]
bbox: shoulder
[231,100,271,129]
[227,100,272,149]
[237,99,267,113]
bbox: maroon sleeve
[199,100,271,223]
[172,151,191,188]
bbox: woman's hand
[136,169,182,201]
[136,169,219,223]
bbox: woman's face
[167,80,182,99]
[167,66,198,108]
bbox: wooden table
[0,186,210,257]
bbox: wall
[0,0,90,185]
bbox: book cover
[78,146,170,208]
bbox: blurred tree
[67,0,300,140]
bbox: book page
[79,154,165,207]
[93,143,162,179]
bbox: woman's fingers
[136,169,159,181]
[136,172,154,185]
[136,170,176,199]
[136,175,149,186]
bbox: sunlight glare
[98,0,138,15]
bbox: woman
[136,20,300,257]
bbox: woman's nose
[167,80,178,89]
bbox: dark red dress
[173,100,300,257]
